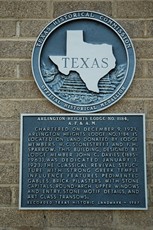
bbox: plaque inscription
[32,11,136,113]
[20,114,147,210]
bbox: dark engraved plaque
[32,11,136,113]
[19,114,147,210]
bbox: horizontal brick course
[134,59,145,78]
[0,142,17,163]
[0,165,19,184]
[147,143,153,162]
[20,20,51,38]
[0,20,16,38]
[115,1,153,18]
[146,20,153,37]
[117,19,145,38]
[0,40,34,59]
[19,60,33,79]
[146,61,153,78]
[53,1,112,18]
[0,60,33,80]
[12,186,19,206]
[145,101,153,119]
[147,163,153,185]
[0,100,60,119]
[0,60,18,79]
[0,81,41,99]
[116,208,153,228]
[0,187,12,206]
[0,208,45,228]
[0,98,145,120]
[106,99,144,114]
[0,1,48,19]
[134,40,153,59]
[126,79,153,98]
[46,210,113,227]
[147,120,153,140]
[150,186,153,205]
[0,121,19,140]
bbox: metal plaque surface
[32,11,136,113]
[20,114,147,210]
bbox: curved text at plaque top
[32,11,136,113]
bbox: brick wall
[0,0,153,229]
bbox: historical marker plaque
[32,11,136,113]
[19,114,147,210]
